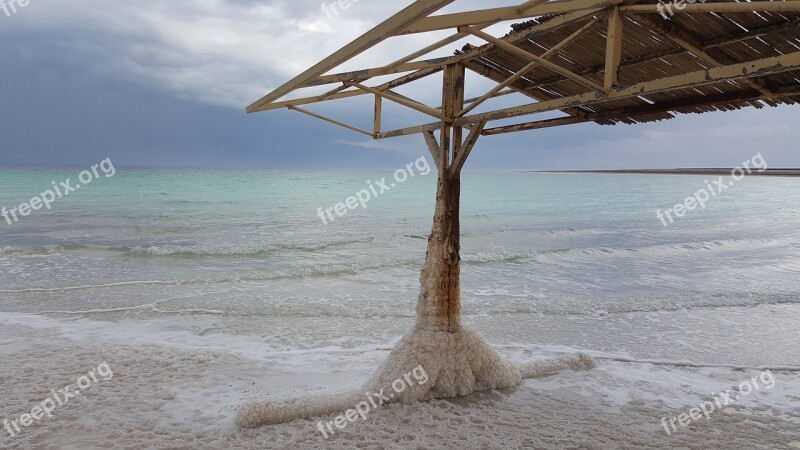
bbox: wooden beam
[348,82,444,120]
[423,131,443,169]
[455,51,800,126]
[482,85,800,135]
[373,95,382,134]
[376,51,800,137]
[318,84,349,101]
[517,0,548,12]
[380,123,442,139]
[461,26,604,92]
[621,1,800,14]
[257,67,443,112]
[451,63,466,162]
[440,64,466,168]
[288,106,373,137]
[400,0,622,35]
[703,19,800,49]
[458,17,599,117]
[306,57,458,88]
[634,13,773,96]
[452,122,486,173]
[514,15,797,95]
[604,7,623,91]
[462,60,588,120]
[246,0,454,112]
[303,7,607,89]
[459,61,541,118]
[443,89,515,111]
[385,22,499,69]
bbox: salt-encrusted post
[236,63,594,432]
[419,63,485,332]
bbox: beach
[1,168,799,449]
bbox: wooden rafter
[288,106,373,137]
[255,67,442,112]
[634,13,774,96]
[461,60,589,120]
[461,27,603,91]
[482,85,800,135]
[703,18,800,49]
[603,7,623,92]
[423,130,443,168]
[247,0,453,112]
[455,51,800,125]
[348,82,444,120]
[452,122,487,172]
[511,14,798,96]
[400,0,623,35]
[376,51,800,138]
[621,1,800,14]
[458,17,599,117]
[301,7,606,89]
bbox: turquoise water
[1,167,799,320]
[1,166,800,449]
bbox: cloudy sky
[1,0,798,170]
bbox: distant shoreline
[534,169,800,177]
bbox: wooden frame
[247,0,800,143]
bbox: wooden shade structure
[249,0,800,132]
[237,1,800,428]
[248,0,800,332]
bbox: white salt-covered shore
[1,306,800,449]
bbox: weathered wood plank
[247,0,454,113]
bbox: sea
[1,166,799,366]
[2,166,800,448]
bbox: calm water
[1,167,799,365]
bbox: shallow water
[1,168,799,448]
[1,168,798,325]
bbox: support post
[373,95,382,135]
[417,63,469,333]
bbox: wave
[0,238,377,258]
[123,238,375,257]
[542,228,606,236]
[592,353,800,372]
[0,258,424,294]
[0,280,176,293]
[458,291,800,316]
[460,237,788,266]
[0,244,88,255]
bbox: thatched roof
[465,3,800,130]
[247,0,800,138]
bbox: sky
[0,0,798,170]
